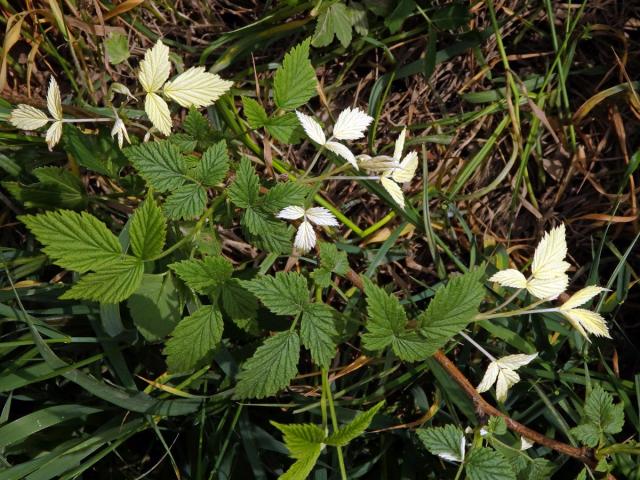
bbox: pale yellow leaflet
[477,353,537,402]
[332,107,373,140]
[526,275,568,300]
[559,286,607,310]
[9,104,48,130]
[145,92,172,136]
[531,224,570,279]
[45,121,63,150]
[562,309,611,340]
[489,269,528,289]
[495,368,520,402]
[138,40,171,93]
[393,128,406,162]
[163,67,233,108]
[391,151,418,183]
[380,176,405,208]
[46,77,63,120]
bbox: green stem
[483,288,525,315]
[322,369,347,480]
[453,460,465,480]
[476,302,556,321]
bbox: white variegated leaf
[296,111,326,145]
[325,141,357,169]
[9,104,49,130]
[163,67,232,107]
[305,207,338,226]
[46,77,63,120]
[138,39,171,93]
[277,206,306,220]
[560,286,607,311]
[380,176,405,208]
[332,107,373,140]
[45,121,63,150]
[489,269,528,289]
[294,220,316,252]
[145,92,172,136]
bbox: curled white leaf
[111,116,130,149]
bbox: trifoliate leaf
[332,3,353,47]
[170,256,234,294]
[242,272,309,316]
[194,140,229,186]
[60,256,144,303]
[466,448,516,480]
[163,182,207,220]
[274,39,317,110]
[127,273,181,341]
[124,140,188,192]
[526,458,556,480]
[228,157,260,208]
[300,303,337,368]
[163,305,224,372]
[569,424,600,448]
[129,196,166,260]
[234,330,301,399]
[416,425,465,462]
[584,385,625,435]
[417,266,485,355]
[361,277,407,351]
[326,401,384,446]
[20,210,122,273]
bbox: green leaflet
[313,3,353,48]
[570,385,625,447]
[242,97,302,144]
[194,141,229,186]
[163,305,224,373]
[416,424,465,462]
[325,401,384,446]
[162,182,207,220]
[127,273,181,341]
[124,140,188,192]
[234,330,300,399]
[272,422,325,480]
[228,157,260,209]
[170,256,234,294]
[129,196,166,260]
[3,166,87,210]
[242,272,309,316]
[466,448,516,480]
[19,210,123,273]
[300,303,337,368]
[273,39,317,110]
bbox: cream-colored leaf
[380,176,405,208]
[562,309,611,340]
[531,224,570,279]
[111,117,130,149]
[163,67,232,107]
[495,353,538,370]
[332,107,373,140]
[8,104,49,130]
[296,111,326,145]
[144,92,172,136]
[393,128,406,162]
[305,207,338,226]
[45,121,62,150]
[489,269,528,289]
[559,286,607,311]
[520,437,534,450]
[46,77,63,120]
[526,274,568,300]
[277,206,306,220]
[294,220,316,252]
[496,368,520,402]
[325,141,357,169]
[391,151,418,183]
[138,39,171,93]
[476,362,499,393]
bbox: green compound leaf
[127,274,181,341]
[4,166,87,210]
[418,266,486,354]
[242,96,269,127]
[129,196,166,260]
[416,425,465,462]
[124,140,188,192]
[274,38,317,110]
[326,401,384,446]
[60,256,144,304]
[242,97,302,143]
[261,182,309,214]
[163,183,207,220]
[163,305,224,373]
[242,272,309,316]
[20,210,122,273]
[466,447,516,480]
[170,256,234,294]
[194,140,229,187]
[228,157,260,209]
[300,303,337,368]
[234,330,300,399]
[584,385,625,435]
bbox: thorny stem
[343,268,612,477]
[323,369,347,480]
